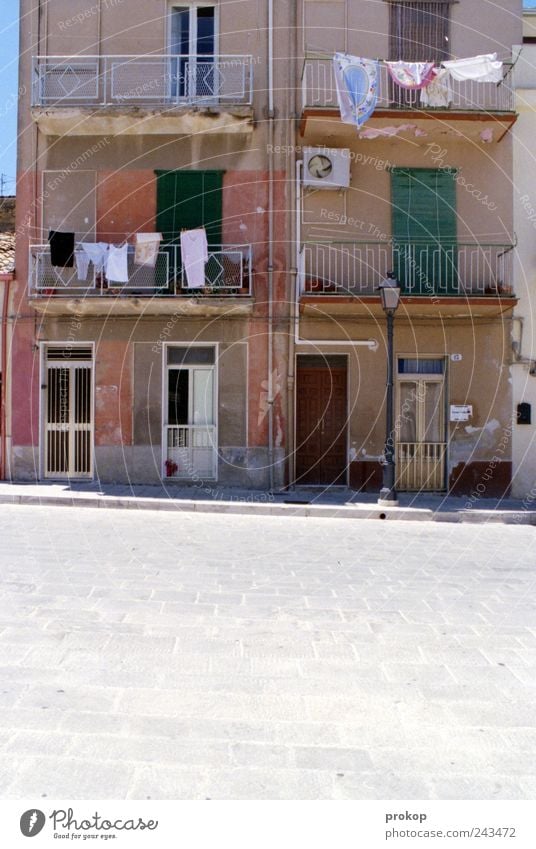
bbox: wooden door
[295,359,347,485]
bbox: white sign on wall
[450,404,473,422]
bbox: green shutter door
[391,168,458,295]
[155,170,223,289]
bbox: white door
[396,359,446,491]
[169,5,217,101]
[164,345,217,479]
[44,348,93,479]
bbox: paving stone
[0,504,534,799]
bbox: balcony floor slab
[31,105,254,136]
[300,295,517,321]
[300,111,517,144]
[29,296,254,317]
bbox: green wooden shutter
[155,170,223,246]
[391,168,457,294]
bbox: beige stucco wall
[301,135,514,246]
[301,0,522,59]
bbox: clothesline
[332,51,508,131]
[306,51,514,67]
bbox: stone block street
[0,504,535,799]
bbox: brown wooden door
[295,361,348,485]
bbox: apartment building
[291,0,521,495]
[11,1,523,496]
[12,0,291,487]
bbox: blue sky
[0,0,19,195]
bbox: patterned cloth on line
[386,61,435,90]
[134,232,162,268]
[333,53,379,129]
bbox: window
[389,2,451,62]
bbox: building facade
[11,0,523,496]
[511,4,536,499]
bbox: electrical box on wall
[517,402,531,425]
[302,147,351,189]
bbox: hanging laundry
[386,61,435,90]
[180,228,208,289]
[443,54,503,83]
[81,242,110,273]
[74,250,90,282]
[134,232,162,268]
[106,244,129,284]
[48,231,75,268]
[419,68,453,108]
[333,53,379,129]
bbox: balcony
[31,55,254,135]
[29,243,253,316]
[299,240,516,319]
[300,57,516,141]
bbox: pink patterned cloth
[386,61,435,90]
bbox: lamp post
[378,272,401,506]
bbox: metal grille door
[44,354,93,478]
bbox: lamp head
[378,272,401,315]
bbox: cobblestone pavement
[0,504,535,800]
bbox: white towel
[180,229,208,288]
[443,54,503,84]
[81,242,109,273]
[106,244,129,284]
[134,232,162,268]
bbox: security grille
[44,349,93,478]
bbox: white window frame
[162,342,219,481]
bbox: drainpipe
[267,0,275,490]
[286,2,297,491]
[0,275,12,479]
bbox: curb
[0,493,535,525]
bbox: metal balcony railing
[301,58,515,114]
[32,55,254,107]
[30,243,252,297]
[300,240,515,297]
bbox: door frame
[39,342,95,481]
[395,354,448,491]
[167,2,220,102]
[161,341,219,481]
[293,352,350,487]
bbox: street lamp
[378,272,401,507]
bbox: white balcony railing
[30,243,252,297]
[165,425,217,480]
[302,58,515,114]
[32,55,254,107]
[300,241,515,297]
